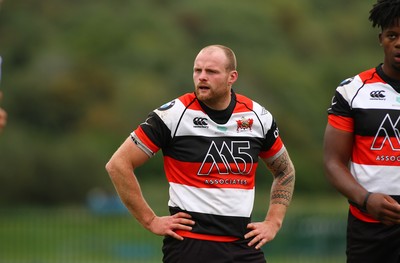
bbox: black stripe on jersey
[264,120,278,151]
[170,206,250,238]
[353,109,400,136]
[328,91,352,117]
[140,111,172,148]
[163,136,264,162]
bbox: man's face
[193,48,237,110]
[380,18,400,79]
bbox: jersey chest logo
[371,113,400,151]
[236,117,253,132]
[197,141,254,176]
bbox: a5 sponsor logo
[372,113,400,162]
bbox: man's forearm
[263,150,295,228]
[107,163,156,230]
[267,150,295,207]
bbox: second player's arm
[323,124,367,205]
[323,123,400,225]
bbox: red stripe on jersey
[328,115,354,132]
[352,135,374,164]
[259,136,283,159]
[177,93,255,114]
[134,126,160,153]
[178,93,205,112]
[163,156,256,189]
[175,230,239,242]
[358,68,384,83]
[352,135,400,166]
[179,93,198,107]
[349,205,379,223]
[234,94,254,113]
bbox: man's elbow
[105,159,118,178]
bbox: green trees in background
[0,0,381,205]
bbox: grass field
[0,181,349,262]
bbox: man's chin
[195,91,210,100]
[394,63,400,71]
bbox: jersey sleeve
[259,116,284,159]
[255,104,285,159]
[131,111,172,157]
[327,79,355,132]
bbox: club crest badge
[236,117,253,132]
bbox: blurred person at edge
[324,0,400,262]
[0,57,7,132]
[106,45,295,263]
[0,92,6,132]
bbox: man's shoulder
[177,92,197,106]
[234,92,254,108]
[154,93,195,112]
[358,66,381,83]
[338,67,379,88]
[235,93,268,111]
[234,93,273,124]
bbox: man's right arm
[105,137,194,239]
[106,137,157,227]
[323,123,366,205]
[323,123,400,225]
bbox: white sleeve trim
[130,131,155,157]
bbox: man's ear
[378,33,382,46]
[228,71,238,85]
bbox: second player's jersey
[328,64,400,222]
[131,91,284,240]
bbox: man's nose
[198,71,208,81]
[396,38,400,48]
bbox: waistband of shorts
[349,204,380,223]
[175,230,240,242]
[348,195,400,223]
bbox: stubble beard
[196,89,231,110]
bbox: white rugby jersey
[131,91,284,240]
[328,64,400,222]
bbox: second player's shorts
[346,211,400,263]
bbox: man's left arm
[245,149,295,249]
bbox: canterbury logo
[193,117,208,127]
[371,114,400,151]
[198,141,254,176]
[370,90,385,99]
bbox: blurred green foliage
[0,0,382,205]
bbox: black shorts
[347,211,400,263]
[162,236,267,263]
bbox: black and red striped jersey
[328,64,400,222]
[131,91,284,240]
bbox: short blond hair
[200,45,237,71]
